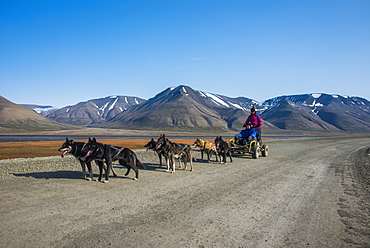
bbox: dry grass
[0,138,215,160]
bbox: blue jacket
[237,128,258,140]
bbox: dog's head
[81,137,99,158]
[155,134,168,150]
[214,136,223,149]
[193,138,203,148]
[58,137,75,158]
[144,138,157,151]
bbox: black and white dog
[82,138,144,182]
[214,136,233,164]
[155,134,193,173]
[58,137,117,181]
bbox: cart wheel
[261,145,269,157]
[252,144,260,159]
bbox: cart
[229,138,269,159]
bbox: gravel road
[0,137,369,247]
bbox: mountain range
[261,94,370,132]
[46,95,145,126]
[2,85,370,133]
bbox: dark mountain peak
[147,85,197,103]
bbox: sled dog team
[58,134,233,183]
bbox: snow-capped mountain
[261,93,370,132]
[97,85,265,132]
[46,95,146,126]
[18,87,370,133]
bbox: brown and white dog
[193,138,218,162]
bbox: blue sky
[1,0,369,108]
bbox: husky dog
[193,138,218,162]
[144,138,165,167]
[155,134,193,173]
[82,138,144,182]
[58,137,117,181]
[214,136,233,164]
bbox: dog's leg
[79,160,87,180]
[182,154,187,170]
[129,157,139,180]
[177,156,182,169]
[122,161,131,177]
[189,150,194,171]
[228,150,233,163]
[209,149,213,162]
[223,152,227,164]
[165,155,170,172]
[170,154,176,173]
[172,156,176,173]
[103,159,111,183]
[213,150,219,162]
[111,166,118,177]
[131,166,139,180]
[124,166,131,177]
[119,159,136,180]
[97,161,104,182]
[158,152,163,167]
[206,150,211,162]
[86,161,93,181]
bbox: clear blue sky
[1,0,369,108]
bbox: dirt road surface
[0,137,369,247]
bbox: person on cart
[243,106,263,144]
[235,124,258,145]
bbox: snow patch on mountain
[204,93,229,107]
[182,86,189,95]
[311,93,322,98]
[109,97,119,111]
[228,101,244,110]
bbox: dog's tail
[136,158,145,169]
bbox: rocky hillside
[0,96,77,133]
[98,85,273,132]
